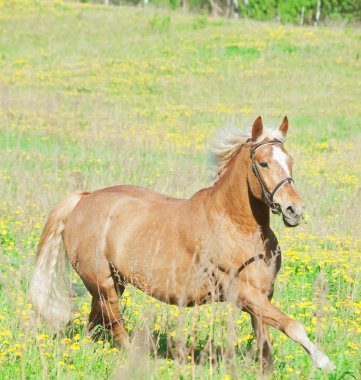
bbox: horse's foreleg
[240,289,335,371]
[251,315,273,372]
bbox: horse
[29,116,335,371]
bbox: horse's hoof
[315,355,336,372]
[323,361,336,372]
[113,335,129,350]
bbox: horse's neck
[211,149,270,233]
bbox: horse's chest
[233,242,282,295]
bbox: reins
[250,140,294,215]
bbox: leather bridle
[250,140,294,215]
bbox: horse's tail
[29,191,89,329]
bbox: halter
[250,140,294,215]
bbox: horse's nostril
[286,205,295,216]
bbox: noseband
[250,140,294,215]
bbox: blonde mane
[210,125,286,179]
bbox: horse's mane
[210,125,286,180]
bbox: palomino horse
[29,117,335,371]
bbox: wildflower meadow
[0,1,360,379]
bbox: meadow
[0,1,360,379]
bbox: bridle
[250,140,294,215]
[233,139,293,279]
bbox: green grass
[0,1,360,379]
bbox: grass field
[0,1,360,379]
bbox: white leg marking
[292,324,336,371]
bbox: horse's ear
[252,116,263,141]
[279,116,288,136]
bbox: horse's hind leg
[241,288,335,371]
[87,276,128,348]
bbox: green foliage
[277,0,315,24]
[74,0,361,23]
[240,0,278,21]
[169,0,179,10]
[238,0,361,24]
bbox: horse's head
[248,116,304,227]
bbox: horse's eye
[260,161,268,168]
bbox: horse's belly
[110,248,215,306]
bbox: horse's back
[91,185,183,201]
[64,184,186,248]
[67,184,183,218]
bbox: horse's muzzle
[281,203,304,227]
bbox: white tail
[29,192,88,329]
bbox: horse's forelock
[210,125,287,180]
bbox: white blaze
[272,146,290,176]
